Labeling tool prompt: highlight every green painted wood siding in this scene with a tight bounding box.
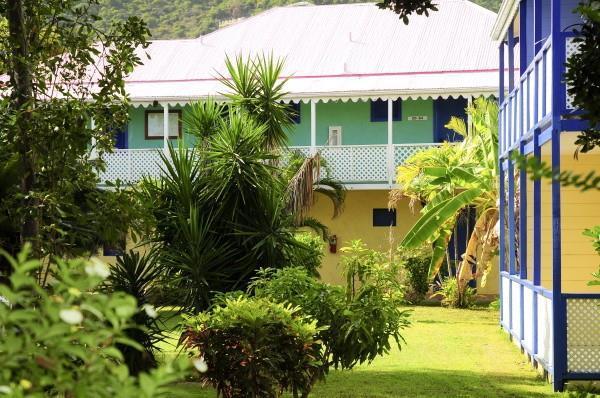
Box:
[126,99,435,149]
[127,105,196,149]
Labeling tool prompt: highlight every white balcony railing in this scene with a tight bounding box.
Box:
[499,33,580,157]
[98,143,441,186]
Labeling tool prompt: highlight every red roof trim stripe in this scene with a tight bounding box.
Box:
[126,68,501,84]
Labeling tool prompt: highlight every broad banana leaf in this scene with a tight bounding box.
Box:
[429,228,452,280]
[401,188,483,249]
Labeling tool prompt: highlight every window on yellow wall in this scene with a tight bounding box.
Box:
[373,208,396,227]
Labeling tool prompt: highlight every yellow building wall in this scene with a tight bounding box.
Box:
[307,190,415,285]
[560,134,600,293]
[540,143,554,291]
[308,189,499,295]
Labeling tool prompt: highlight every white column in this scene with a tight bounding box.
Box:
[163,103,169,153]
[387,99,394,186]
[90,118,97,159]
[310,100,316,155]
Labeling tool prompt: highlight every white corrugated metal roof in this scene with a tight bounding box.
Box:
[126,1,500,105]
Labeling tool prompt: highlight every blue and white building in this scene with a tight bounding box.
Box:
[493,0,600,390]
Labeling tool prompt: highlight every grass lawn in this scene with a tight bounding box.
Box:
[165,306,561,398]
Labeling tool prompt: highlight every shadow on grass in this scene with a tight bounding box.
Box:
[310,367,555,398]
[167,368,557,398]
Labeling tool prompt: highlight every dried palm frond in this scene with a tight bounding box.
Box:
[286,152,320,222]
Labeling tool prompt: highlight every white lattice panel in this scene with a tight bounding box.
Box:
[393,144,438,166]
[537,294,553,369]
[99,149,163,184]
[564,37,580,110]
[567,298,600,373]
[320,145,387,183]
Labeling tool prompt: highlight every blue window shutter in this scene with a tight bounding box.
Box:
[370,99,401,122]
[433,97,467,142]
[291,102,301,124]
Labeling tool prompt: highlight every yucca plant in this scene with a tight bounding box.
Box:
[393,97,499,299]
[105,249,166,374]
[220,54,293,152]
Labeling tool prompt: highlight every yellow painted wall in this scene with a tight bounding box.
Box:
[540,143,554,291]
[560,134,600,293]
[308,189,499,294]
[307,190,416,285]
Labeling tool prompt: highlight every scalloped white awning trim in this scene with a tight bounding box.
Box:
[130,88,497,108]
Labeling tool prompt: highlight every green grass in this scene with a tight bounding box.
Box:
[165,306,561,398]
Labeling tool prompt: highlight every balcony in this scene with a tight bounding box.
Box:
[499,32,580,157]
[98,143,441,188]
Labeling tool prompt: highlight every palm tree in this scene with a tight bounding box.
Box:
[392,97,499,300]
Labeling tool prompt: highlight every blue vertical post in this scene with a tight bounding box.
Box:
[508,24,515,92]
[500,43,505,104]
[508,158,516,332]
[550,0,565,391]
[532,128,541,357]
[499,162,506,325]
[508,160,516,276]
[519,142,527,343]
[534,0,542,54]
[519,0,528,76]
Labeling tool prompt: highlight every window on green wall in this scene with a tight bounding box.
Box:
[370,99,401,122]
[145,110,182,139]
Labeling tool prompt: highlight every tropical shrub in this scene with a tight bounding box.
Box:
[435,277,475,308]
[139,56,345,312]
[181,295,322,398]
[293,232,325,276]
[252,242,410,372]
[398,245,432,304]
[393,97,499,302]
[105,249,165,374]
[0,246,190,397]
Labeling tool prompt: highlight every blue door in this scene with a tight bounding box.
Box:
[433,97,468,143]
[114,127,128,149]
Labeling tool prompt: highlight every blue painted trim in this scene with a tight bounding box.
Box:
[533,0,542,54]
[499,44,505,105]
[551,0,565,391]
[564,373,600,381]
[561,119,590,132]
[499,165,506,280]
[508,160,516,276]
[501,272,553,299]
[524,141,534,155]
[532,126,541,356]
[519,0,527,76]
[519,144,528,280]
[562,293,600,299]
[538,128,552,146]
[533,129,541,287]
[508,24,515,92]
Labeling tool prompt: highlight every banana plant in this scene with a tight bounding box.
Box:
[394,97,499,296]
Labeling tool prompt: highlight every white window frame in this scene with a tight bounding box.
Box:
[328,126,342,146]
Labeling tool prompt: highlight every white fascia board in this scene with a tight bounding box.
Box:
[491,0,519,41]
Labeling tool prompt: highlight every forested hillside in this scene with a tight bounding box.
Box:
[97,0,502,39]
